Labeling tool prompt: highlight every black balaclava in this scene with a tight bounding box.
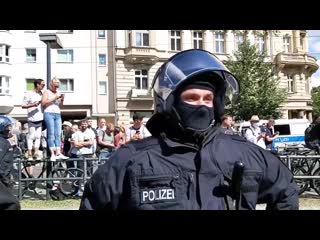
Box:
[173,78,216,134]
[0,128,12,139]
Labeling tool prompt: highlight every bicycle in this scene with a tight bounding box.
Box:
[50,155,109,198]
[277,144,318,195]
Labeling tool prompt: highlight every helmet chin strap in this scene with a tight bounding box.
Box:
[0,131,12,139]
[171,106,215,145]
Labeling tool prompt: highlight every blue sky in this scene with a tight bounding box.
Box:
[308,30,320,87]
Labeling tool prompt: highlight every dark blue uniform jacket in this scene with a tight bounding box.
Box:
[80,128,299,210]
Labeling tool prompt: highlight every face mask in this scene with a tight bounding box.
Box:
[252,123,259,128]
[174,99,214,131]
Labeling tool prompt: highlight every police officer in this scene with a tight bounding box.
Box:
[80,49,298,210]
[0,115,21,210]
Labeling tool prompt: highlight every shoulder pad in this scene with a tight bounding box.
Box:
[229,134,247,142]
[127,137,158,152]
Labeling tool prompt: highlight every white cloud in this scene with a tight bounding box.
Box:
[311,76,320,88]
[311,60,320,87]
[308,30,320,37]
[310,41,320,53]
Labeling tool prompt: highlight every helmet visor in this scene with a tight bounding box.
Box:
[152,49,239,104]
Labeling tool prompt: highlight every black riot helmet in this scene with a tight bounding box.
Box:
[0,115,16,138]
[148,49,239,135]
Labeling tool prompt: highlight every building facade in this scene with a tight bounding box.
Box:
[113,30,319,125]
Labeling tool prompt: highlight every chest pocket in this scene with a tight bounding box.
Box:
[240,170,263,209]
[241,170,263,193]
[136,174,180,207]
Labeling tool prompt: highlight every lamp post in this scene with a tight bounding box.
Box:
[39,33,63,199]
[39,33,63,86]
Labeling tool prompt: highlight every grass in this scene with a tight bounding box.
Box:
[21,199,81,210]
[20,197,320,210]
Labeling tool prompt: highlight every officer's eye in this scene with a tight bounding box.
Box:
[204,94,214,102]
[184,94,199,102]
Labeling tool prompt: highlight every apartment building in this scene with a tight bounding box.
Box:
[113,30,319,125]
[0,30,112,126]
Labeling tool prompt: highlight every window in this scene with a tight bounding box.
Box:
[98,30,105,38]
[0,76,10,94]
[193,31,203,49]
[99,81,107,95]
[286,74,294,93]
[57,49,73,63]
[255,35,265,53]
[59,78,74,92]
[26,48,36,63]
[274,124,290,135]
[136,30,149,47]
[170,30,181,51]
[283,36,290,53]
[235,34,244,51]
[0,44,10,63]
[26,78,36,91]
[214,32,225,53]
[135,70,148,89]
[98,54,106,65]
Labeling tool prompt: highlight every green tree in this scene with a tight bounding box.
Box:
[311,86,320,117]
[225,40,287,121]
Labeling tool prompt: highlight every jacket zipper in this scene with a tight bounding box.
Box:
[187,173,194,200]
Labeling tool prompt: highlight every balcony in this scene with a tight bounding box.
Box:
[275,52,319,73]
[0,95,14,114]
[0,31,13,46]
[124,47,159,64]
[130,88,153,100]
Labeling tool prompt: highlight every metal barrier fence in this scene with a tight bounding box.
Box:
[13,156,108,200]
[279,155,320,179]
[12,154,320,200]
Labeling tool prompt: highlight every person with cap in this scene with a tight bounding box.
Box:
[22,79,46,161]
[41,77,69,161]
[244,115,266,149]
[80,49,298,210]
[125,112,151,142]
[62,121,73,157]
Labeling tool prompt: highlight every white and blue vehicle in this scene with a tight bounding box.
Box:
[272,119,310,150]
[237,118,310,150]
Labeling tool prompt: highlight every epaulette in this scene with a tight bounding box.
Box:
[218,132,247,142]
[230,134,247,142]
[127,137,159,153]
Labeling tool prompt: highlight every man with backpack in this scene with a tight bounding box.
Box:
[305,115,320,153]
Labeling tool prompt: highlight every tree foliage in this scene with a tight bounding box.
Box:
[312,86,320,117]
[225,41,287,121]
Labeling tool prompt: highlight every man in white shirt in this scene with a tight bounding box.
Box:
[70,119,95,158]
[125,112,151,143]
[245,115,266,149]
[22,79,45,162]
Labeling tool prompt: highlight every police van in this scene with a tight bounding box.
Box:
[237,119,310,150]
